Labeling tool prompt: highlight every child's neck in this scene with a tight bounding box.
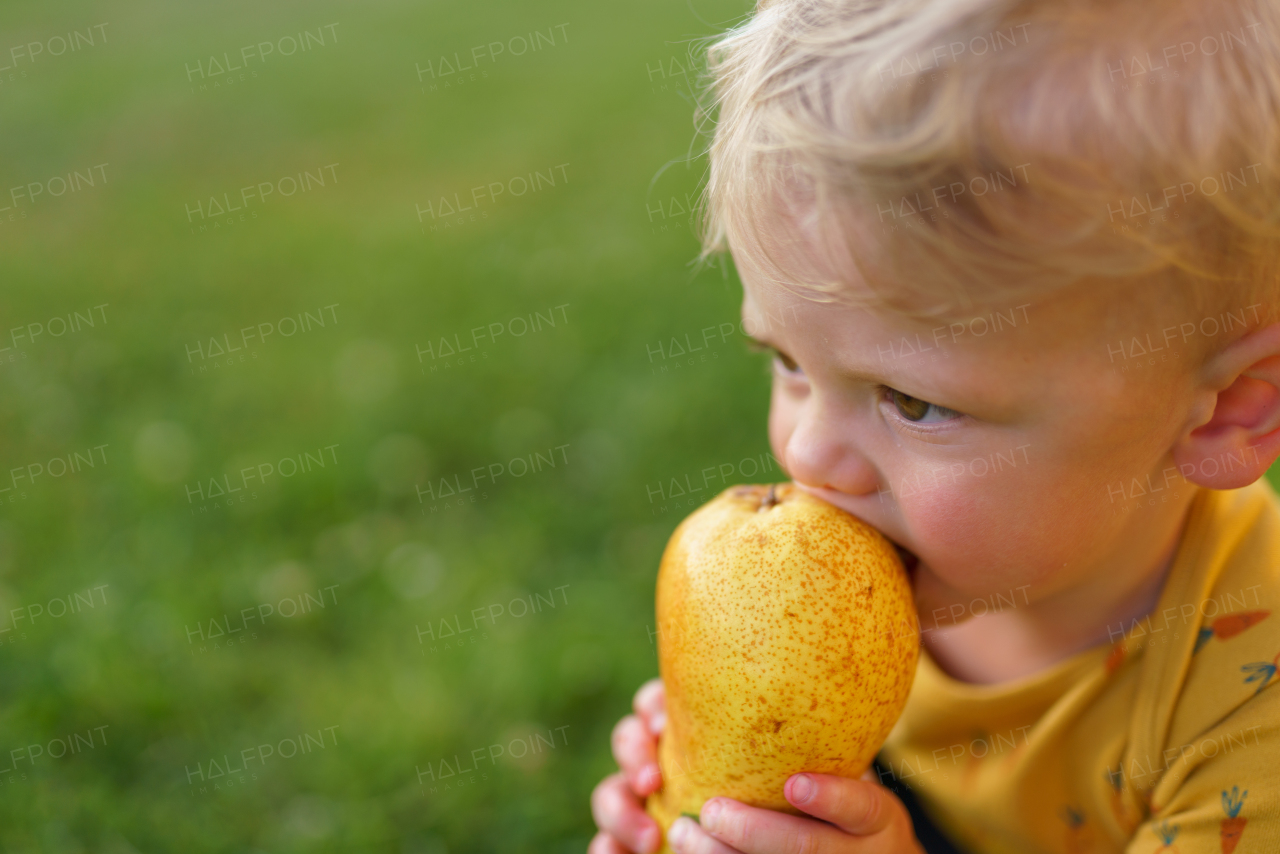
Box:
[925,496,1195,685]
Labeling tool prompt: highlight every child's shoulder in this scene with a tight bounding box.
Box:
[1193,478,1280,620]
[1163,479,1280,729]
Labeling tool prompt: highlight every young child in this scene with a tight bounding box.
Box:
[591,0,1280,852]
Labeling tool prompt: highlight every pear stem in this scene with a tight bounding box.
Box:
[760,483,778,511]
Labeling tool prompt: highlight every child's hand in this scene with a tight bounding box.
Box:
[589,680,922,854]
[589,678,668,853]
[664,771,925,854]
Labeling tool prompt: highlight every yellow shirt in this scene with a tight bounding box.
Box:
[880,479,1280,854]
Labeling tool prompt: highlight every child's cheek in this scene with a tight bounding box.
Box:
[899,477,1042,595]
[899,478,982,555]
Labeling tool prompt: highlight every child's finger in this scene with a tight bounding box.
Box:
[666,816,742,854]
[587,830,629,854]
[588,830,636,854]
[785,772,915,840]
[633,677,667,735]
[611,715,662,795]
[590,772,662,854]
[685,797,848,854]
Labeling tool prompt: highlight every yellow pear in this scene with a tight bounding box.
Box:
[645,482,919,849]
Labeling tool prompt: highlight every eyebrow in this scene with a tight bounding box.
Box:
[744,332,931,395]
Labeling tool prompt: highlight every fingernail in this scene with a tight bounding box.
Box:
[667,817,692,851]
[700,798,723,831]
[649,711,666,735]
[789,773,814,804]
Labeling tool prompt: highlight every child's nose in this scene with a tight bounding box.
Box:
[783,398,880,497]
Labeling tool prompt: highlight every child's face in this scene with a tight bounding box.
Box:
[738,256,1202,625]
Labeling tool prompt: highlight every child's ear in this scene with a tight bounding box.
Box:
[1173,322,1280,489]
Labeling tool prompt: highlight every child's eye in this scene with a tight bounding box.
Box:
[886,387,961,423]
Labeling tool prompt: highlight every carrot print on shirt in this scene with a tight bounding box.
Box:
[1240,652,1279,695]
[1220,787,1247,854]
[1105,642,1127,674]
[1060,805,1094,854]
[1105,765,1136,831]
[1154,820,1179,854]
[1194,610,1271,654]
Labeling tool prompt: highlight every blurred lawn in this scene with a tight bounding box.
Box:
[4,1,1279,852]
[0,0,767,851]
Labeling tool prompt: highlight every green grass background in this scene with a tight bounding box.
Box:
[0,0,762,850]
[2,0,1276,852]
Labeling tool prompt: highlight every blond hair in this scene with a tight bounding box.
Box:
[697,0,1280,321]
